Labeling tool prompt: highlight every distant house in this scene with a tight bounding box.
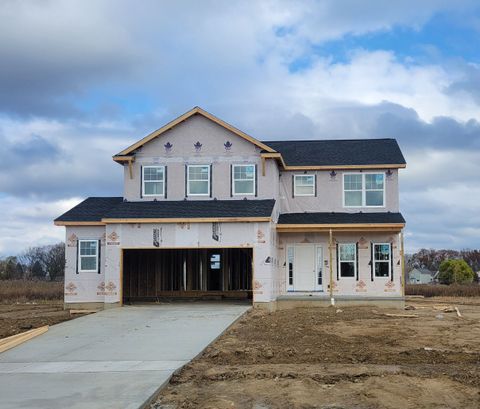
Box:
[408,268,436,284]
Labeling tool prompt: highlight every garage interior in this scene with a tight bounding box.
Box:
[122,248,253,302]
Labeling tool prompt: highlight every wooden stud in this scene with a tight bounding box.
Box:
[329,229,334,302]
[54,221,105,226]
[261,156,266,176]
[102,217,271,224]
[0,326,49,353]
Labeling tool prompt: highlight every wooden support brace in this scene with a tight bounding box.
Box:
[261,156,266,176]
[128,160,133,179]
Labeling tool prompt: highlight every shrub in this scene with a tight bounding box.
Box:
[438,259,474,284]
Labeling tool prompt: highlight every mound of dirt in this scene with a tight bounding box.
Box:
[154,299,480,409]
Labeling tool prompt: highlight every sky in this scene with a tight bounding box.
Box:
[1,0,480,255]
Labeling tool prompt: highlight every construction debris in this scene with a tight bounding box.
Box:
[0,326,49,354]
[373,310,419,318]
[384,313,419,318]
[455,307,463,318]
[404,305,416,310]
[69,309,99,315]
[433,305,455,312]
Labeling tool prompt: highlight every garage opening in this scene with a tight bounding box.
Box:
[122,248,253,302]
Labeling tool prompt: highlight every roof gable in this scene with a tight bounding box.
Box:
[114,107,276,159]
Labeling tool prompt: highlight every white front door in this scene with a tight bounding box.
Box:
[294,245,316,291]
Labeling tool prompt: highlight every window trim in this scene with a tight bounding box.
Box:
[187,164,211,196]
[78,239,99,273]
[338,243,357,279]
[232,164,256,196]
[293,174,315,197]
[142,165,165,197]
[373,242,392,278]
[343,172,386,208]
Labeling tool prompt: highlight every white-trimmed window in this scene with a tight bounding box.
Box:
[344,173,385,207]
[232,164,255,195]
[294,175,315,196]
[78,240,99,273]
[338,243,356,278]
[373,243,391,278]
[142,166,165,196]
[187,165,210,196]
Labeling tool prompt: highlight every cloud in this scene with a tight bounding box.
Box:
[0,196,82,255]
[0,0,145,118]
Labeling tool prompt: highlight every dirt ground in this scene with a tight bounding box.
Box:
[154,297,480,409]
[0,302,85,339]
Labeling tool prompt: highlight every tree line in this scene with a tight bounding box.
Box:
[0,243,65,281]
[406,248,480,273]
[1,245,479,282]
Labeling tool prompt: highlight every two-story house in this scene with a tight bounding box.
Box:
[55,107,406,309]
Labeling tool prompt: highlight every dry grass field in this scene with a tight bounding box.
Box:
[406,283,480,297]
[0,280,63,303]
[154,297,480,409]
[0,280,85,339]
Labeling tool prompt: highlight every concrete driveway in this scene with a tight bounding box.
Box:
[0,302,250,409]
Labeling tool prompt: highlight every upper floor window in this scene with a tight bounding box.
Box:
[142,166,165,196]
[187,165,210,196]
[78,240,99,273]
[232,164,255,195]
[344,173,384,207]
[294,175,315,196]
[373,243,391,278]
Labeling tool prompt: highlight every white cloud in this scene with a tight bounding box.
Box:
[0,196,82,255]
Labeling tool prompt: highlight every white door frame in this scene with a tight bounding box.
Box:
[286,243,324,292]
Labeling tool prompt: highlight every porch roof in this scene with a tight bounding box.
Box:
[277,212,405,232]
[54,197,275,225]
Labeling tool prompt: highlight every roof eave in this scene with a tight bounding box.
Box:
[54,221,106,226]
[101,216,272,224]
[260,153,406,170]
[276,223,405,232]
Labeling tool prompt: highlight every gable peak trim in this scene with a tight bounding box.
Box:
[113,106,276,161]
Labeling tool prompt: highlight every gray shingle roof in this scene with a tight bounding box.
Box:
[55,197,123,222]
[278,212,405,225]
[55,197,276,222]
[262,139,406,166]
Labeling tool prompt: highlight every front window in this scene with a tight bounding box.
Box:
[344,173,384,207]
[294,175,315,196]
[187,165,210,196]
[339,243,356,278]
[78,240,98,273]
[232,164,255,195]
[374,243,391,277]
[142,166,165,196]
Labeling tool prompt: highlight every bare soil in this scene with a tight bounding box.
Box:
[154,298,480,409]
[0,302,85,339]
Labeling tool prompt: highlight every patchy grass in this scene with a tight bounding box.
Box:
[0,280,63,303]
[406,283,480,297]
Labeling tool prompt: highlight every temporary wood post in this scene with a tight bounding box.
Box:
[400,231,405,297]
[329,229,334,306]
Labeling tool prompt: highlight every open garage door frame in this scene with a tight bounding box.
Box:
[121,247,253,303]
